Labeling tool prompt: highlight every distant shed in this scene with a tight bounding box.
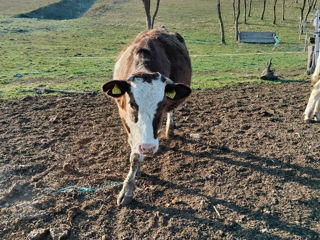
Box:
[239,32,276,44]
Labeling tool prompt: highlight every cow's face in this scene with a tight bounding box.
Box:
[103,72,191,155]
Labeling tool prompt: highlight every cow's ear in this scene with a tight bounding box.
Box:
[102,80,130,98]
[165,83,191,100]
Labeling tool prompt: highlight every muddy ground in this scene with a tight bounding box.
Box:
[0,81,319,240]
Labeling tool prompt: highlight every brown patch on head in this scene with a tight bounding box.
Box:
[116,93,131,134]
[116,92,138,134]
[115,90,139,134]
[127,92,139,123]
[121,118,130,134]
[131,72,160,83]
[152,100,166,139]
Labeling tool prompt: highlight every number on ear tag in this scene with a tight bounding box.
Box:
[112,84,121,95]
[166,90,176,99]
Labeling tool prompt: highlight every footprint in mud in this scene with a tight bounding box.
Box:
[0,181,33,208]
[77,137,93,146]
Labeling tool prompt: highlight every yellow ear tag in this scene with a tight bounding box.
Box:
[112,84,121,95]
[166,90,176,99]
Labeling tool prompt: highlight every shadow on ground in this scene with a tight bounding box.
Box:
[15,0,97,20]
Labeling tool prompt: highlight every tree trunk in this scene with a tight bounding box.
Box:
[244,0,247,24]
[141,0,161,29]
[233,0,236,22]
[142,0,152,29]
[305,0,316,23]
[217,0,226,44]
[261,0,266,20]
[248,0,253,17]
[299,0,307,37]
[235,0,241,41]
[282,0,285,20]
[261,59,279,80]
[273,0,278,25]
[313,0,318,8]
[299,0,315,38]
[151,0,160,29]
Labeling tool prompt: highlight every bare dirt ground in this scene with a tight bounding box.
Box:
[0,81,319,240]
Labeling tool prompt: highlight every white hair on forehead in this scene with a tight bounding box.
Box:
[130,76,166,112]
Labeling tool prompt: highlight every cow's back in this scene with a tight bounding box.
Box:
[113,27,192,87]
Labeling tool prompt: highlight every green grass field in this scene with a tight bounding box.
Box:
[0,0,315,98]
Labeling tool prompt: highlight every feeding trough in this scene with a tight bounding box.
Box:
[239,32,276,44]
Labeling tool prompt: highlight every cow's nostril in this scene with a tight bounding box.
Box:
[139,144,157,154]
[138,145,144,153]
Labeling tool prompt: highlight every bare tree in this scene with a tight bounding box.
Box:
[142,0,152,29]
[299,0,307,37]
[261,0,267,20]
[313,0,318,8]
[217,0,226,44]
[141,0,161,29]
[305,0,316,22]
[282,0,285,20]
[235,0,241,41]
[151,0,160,28]
[233,0,236,22]
[244,0,247,24]
[248,0,253,17]
[299,0,315,37]
[273,0,278,24]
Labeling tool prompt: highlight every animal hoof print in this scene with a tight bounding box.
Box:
[117,192,133,206]
[165,131,174,139]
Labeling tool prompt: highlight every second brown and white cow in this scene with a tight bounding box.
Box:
[304,57,320,122]
[102,27,192,205]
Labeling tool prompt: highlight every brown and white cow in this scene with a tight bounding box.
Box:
[102,27,192,205]
[304,60,320,122]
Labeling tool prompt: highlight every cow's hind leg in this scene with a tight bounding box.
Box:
[117,153,143,205]
[165,112,174,138]
[304,82,320,122]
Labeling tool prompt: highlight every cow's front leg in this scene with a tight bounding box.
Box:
[117,152,144,205]
[165,112,174,138]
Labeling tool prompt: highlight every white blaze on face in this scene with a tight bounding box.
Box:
[125,76,166,154]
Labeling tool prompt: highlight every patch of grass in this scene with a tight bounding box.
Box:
[0,0,314,98]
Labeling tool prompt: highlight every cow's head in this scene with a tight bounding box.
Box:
[103,72,191,155]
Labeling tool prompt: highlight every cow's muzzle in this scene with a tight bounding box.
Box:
[138,144,158,155]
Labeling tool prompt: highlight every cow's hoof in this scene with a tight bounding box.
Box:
[117,191,133,206]
[165,130,174,139]
[304,118,313,123]
[314,115,320,122]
